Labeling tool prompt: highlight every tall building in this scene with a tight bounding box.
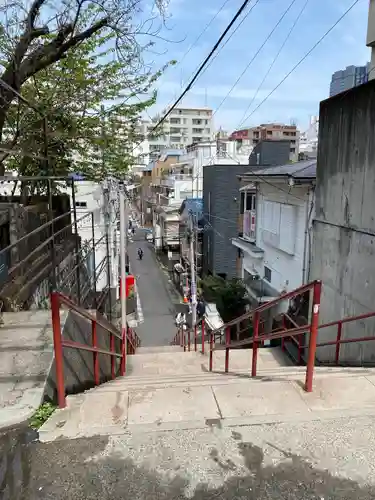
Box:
[135,107,214,163]
[329,64,370,97]
[229,123,300,162]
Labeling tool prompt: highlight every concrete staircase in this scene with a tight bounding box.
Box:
[39,344,375,442]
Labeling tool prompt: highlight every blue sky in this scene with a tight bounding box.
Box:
[144,0,370,132]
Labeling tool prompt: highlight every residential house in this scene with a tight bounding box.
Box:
[202,164,253,279]
[232,160,316,306]
[172,198,204,296]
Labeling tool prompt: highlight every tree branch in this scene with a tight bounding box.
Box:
[18,17,109,83]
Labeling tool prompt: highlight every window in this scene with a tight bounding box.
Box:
[245,192,255,211]
[75,201,87,208]
[240,192,245,214]
[170,118,180,124]
[264,266,272,282]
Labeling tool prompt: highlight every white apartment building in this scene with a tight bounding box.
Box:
[135,107,214,163]
[232,160,316,306]
[165,136,252,198]
[299,116,319,159]
[68,179,120,298]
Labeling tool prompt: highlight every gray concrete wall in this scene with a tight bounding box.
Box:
[311,79,375,364]
[46,309,122,401]
[203,164,252,279]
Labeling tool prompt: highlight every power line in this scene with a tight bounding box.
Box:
[240,0,361,124]
[213,0,299,117]
[145,0,254,138]
[236,0,310,129]
[176,0,232,75]
[190,0,261,86]
[160,0,233,115]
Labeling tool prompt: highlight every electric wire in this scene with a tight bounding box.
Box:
[213,0,299,117]
[240,0,362,124]
[132,0,254,155]
[236,0,310,129]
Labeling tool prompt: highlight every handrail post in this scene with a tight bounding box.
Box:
[225,326,230,373]
[50,292,66,408]
[201,319,205,354]
[281,314,286,351]
[120,324,126,376]
[110,333,115,379]
[188,329,191,352]
[335,321,342,365]
[209,333,213,371]
[251,311,260,377]
[92,320,99,385]
[194,324,197,352]
[305,281,322,392]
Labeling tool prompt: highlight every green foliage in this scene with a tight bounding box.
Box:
[30,402,56,429]
[200,275,249,323]
[0,1,175,180]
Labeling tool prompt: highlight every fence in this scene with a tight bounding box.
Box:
[0,176,113,314]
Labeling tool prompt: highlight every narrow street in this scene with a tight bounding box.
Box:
[128,229,180,346]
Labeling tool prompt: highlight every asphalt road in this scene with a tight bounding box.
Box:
[5,417,375,499]
[128,230,188,346]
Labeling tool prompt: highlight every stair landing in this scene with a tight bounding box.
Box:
[40,344,375,442]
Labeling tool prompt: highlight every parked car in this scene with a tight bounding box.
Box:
[145,229,153,242]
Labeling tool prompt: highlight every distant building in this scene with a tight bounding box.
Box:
[229,123,299,162]
[134,107,214,163]
[248,140,291,167]
[299,116,319,160]
[329,64,370,97]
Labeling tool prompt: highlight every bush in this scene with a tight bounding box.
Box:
[200,276,249,324]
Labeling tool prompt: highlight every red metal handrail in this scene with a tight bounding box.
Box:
[173,317,205,353]
[208,280,322,392]
[51,291,139,408]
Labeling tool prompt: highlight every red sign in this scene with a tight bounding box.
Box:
[119,275,135,298]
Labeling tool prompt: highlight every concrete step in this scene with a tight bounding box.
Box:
[85,365,375,393]
[135,346,184,354]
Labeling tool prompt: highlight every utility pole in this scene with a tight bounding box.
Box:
[119,186,128,373]
[103,181,112,321]
[189,213,197,327]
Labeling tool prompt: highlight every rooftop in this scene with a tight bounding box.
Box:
[241,160,316,181]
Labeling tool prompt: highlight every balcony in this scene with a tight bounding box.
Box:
[161,174,192,187]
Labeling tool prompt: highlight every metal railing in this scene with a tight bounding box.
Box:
[208,281,321,392]
[172,317,206,353]
[285,309,375,367]
[51,291,140,408]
